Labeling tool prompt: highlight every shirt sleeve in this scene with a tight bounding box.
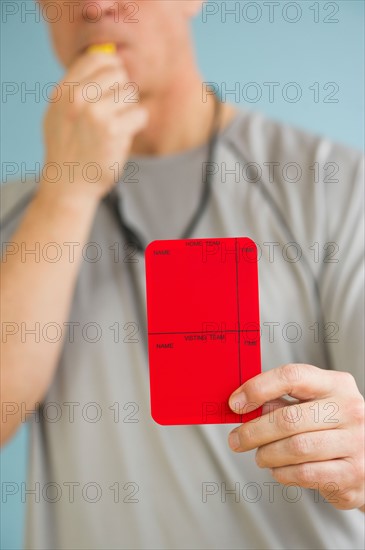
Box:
[0,180,38,251]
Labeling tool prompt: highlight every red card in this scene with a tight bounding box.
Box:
[145,237,262,425]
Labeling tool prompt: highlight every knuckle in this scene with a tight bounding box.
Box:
[276,408,299,434]
[85,104,102,123]
[349,397,365,424]
[289,434,311,457]
[296,463,315,485]
[121,88,140,104]
[246,379,260,404]
[336,490,358,510]
[105,122,119,139]
[121,136,133,151]
[279,363,302,387]
[70,90,85,112]
[255,448,267,468]
[125,114,146,134]
[120,108,139,128]
[350,457,365,481]
[337,371,357,389]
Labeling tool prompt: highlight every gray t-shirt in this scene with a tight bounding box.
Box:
[1,108,364,550]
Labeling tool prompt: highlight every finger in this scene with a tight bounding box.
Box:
[229,364,357,413]
[62,51,123,87]
[270,459,352,493]
[261,397,297,415]
[114,106,149,138]
[255,429,351,468]
[75,73,138,113]
[228,398,343,452]
[272,459,364,510]
[81,95,143,123]
[79,62,130,90]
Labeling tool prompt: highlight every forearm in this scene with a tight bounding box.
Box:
[0,185,99,444]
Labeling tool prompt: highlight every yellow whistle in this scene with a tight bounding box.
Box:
[87,43,116,54]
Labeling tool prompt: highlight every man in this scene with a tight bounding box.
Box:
[1,1,364,549]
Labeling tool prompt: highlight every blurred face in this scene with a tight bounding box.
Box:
[38,0,203,96]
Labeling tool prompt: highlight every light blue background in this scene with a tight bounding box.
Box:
[1,1,364,548]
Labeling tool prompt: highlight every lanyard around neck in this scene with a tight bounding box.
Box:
[104,94,223,253]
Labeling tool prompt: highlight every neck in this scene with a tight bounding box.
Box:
[131,71,237,156]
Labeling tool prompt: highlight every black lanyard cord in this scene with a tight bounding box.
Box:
[104,94,223,252]
[180,95,222,239]
[224,137,334,373]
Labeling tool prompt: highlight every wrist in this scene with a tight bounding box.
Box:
[35,180,101,214]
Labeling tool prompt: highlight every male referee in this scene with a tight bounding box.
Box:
[1,1,364,549]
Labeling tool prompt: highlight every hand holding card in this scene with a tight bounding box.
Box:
[145,237,262,425]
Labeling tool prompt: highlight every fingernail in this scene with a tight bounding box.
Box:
[228,431,240,451]
[229,392,247,413]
